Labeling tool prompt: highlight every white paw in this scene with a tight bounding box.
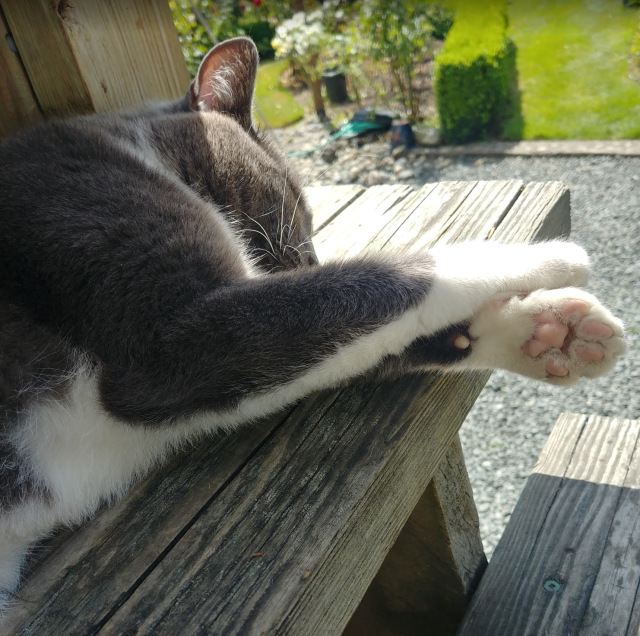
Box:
[466,287,625,385]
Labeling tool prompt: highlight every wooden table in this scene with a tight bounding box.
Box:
[4,181,571,636]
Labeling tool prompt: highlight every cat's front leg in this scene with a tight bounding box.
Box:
[419,240,590,335]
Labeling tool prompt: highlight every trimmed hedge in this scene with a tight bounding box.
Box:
[434,1,519,143]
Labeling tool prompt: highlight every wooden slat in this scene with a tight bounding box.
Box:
[0,5,43,138]
[491,181,571,243]
[99,375,491,636]
[432,435,487,599]
[458,413,640,636]
[0,0,94,117]
[305,184,365,233]
[5,182,570,635]
[345,435,487,636]
[313,184,415,262]
[0,0,189,120]
[58,0,190,112]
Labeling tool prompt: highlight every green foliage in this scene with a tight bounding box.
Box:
[272,10,334,82]
[242,20,276,60]
[426,5,455,40]
[169,0,217,77]
[169,0,276,78]
[352,0,435,120]
[434,1,518,143]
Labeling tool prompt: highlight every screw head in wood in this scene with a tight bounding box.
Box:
[543,579,562,592]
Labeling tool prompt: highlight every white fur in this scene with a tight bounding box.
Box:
[0,240,623,614]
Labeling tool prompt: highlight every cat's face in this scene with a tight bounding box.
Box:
[177,38,318,273]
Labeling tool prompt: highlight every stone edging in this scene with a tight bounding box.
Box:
[417,140,640,156]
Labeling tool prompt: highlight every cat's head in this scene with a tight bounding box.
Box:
[161,38,318,273]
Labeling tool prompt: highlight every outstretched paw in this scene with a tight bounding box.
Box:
[468,288,625,385]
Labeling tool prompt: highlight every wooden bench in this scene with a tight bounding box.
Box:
[459,412,640,636]
[3,181,571,636]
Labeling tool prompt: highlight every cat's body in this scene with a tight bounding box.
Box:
[0,38,625,614]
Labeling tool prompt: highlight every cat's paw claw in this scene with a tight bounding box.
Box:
[469,288,625,385]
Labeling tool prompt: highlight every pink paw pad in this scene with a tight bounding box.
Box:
[523,299,613,378]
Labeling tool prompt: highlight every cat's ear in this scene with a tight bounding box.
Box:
[188,37,259,129]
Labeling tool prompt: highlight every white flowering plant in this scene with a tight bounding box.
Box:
[271,10,335,82]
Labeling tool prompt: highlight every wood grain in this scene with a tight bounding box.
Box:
[458,413,640,636]
[0,0,94,117]
[344,435,486,636]
[58,0,190,112]
[0,0,189,121]
[0,5,43,138]
[306,184,365,233]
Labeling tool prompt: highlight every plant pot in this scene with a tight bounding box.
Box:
[390,119,416,150]
[322,69,349,104]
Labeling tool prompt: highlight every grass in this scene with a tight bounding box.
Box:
[506,0,640,139]
[254,59,304,128]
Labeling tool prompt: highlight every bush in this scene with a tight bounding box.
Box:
[434,1,519,143]
[427,5,455,40]
[242,20,276,60]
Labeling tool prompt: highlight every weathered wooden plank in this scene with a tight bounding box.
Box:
[0,5,43,138]
[305,184,366,233]
[458,414,640,636]
[0,0,94,117]
[432,435,487,599]
[57,0,190,112]
[344,435,486,636]
[0,0,189,120]
[492,181,571,243]
[99,373,492,636]
[581,434,640,636]
[313,184,415,261]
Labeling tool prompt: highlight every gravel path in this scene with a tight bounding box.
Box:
[275,122,640,558]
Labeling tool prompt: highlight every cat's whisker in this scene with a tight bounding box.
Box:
[287,222,298,243]
[279,164,288,250]
[240,212,276,255]
[242,228,277,257]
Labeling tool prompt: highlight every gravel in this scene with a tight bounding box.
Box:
[275,121,640,558]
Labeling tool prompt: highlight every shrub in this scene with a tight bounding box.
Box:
[434,1,519,143]
[427,5,455,40]
[351,0,436,121]
[169,0,276,77]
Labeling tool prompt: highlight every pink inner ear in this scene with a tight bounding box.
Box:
[190,37,258,125]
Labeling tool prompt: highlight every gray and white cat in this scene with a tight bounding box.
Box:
[0,37,625,613]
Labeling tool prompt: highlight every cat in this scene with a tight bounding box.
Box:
[0,37,625,615]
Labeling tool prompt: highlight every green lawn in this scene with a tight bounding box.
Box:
[254,60,304,128]
[507,0,640,139]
